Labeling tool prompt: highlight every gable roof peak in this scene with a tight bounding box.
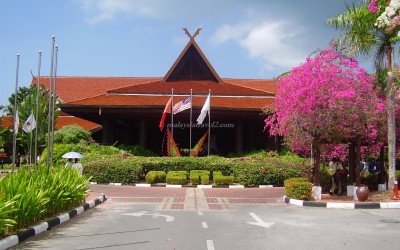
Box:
[162,28,222,83]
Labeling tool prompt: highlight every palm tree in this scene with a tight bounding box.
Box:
[5,85,60,165]
[326,1,398,190]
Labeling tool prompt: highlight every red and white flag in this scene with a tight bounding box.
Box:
[172,97,191,115]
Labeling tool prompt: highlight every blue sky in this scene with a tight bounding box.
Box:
[0,0,367,110]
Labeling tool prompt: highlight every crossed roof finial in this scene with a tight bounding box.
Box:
[183,28,201,41]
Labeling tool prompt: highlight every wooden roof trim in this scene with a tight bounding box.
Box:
[162,33,222,83]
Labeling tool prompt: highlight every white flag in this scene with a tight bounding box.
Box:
[22,113,37,133]
[14,108,19,133]
[173,96,191,115]
[196,94,210,124]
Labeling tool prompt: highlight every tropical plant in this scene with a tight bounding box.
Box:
[5,85,61,163]
[326,0,399,190]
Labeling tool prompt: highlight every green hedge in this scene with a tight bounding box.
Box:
[190,170,210,185]
[213,171,234,185]
[284,177,312,200]
[166,171,188,185]
[232,157,309,186]
[84,155,142,184]
[145,171,166,184]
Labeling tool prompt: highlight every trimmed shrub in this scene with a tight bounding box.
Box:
[232,157,309,186]
[166,171,188,185]
[84,155,143,184]
[213,171,234,185]
[201,175,210,185]
[145,171,166,184]
[284,177,312,200]
[190,170,210,185]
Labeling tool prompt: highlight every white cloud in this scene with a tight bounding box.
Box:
[211,20,308,72]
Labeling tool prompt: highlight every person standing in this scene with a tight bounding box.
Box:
[65,158,73,167]
[72,158,83,175]
[329,158,344,196]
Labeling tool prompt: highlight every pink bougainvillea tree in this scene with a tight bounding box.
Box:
[264,45,386,186]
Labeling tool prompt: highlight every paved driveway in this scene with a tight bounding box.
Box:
[89,184,286,211]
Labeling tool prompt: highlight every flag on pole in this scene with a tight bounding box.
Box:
[191,131,208,156]
[196,93,210,124]
[172,96,191,115]
[159,97,172,131]
[22,113,37,133]
[14,108,19,133]
[167,128,181,157]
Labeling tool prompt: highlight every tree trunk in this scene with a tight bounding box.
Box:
[313,141,321,186]
[387,46,397,191]
[349,142,355,185]
[379,146,386,184]
[355,135,361,186]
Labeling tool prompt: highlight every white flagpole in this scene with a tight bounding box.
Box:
[12,54,20,172]
[49,45,58,165]
[208,89,211,156]
[34,50,41,168]
[171,88,174,140]
[189,89,192,156]
[47,36,55,168]
[29,112,33,166]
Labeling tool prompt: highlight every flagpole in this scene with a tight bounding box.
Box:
[49,44,58,165]
[189,89,192,156]
[29,116,33,166]
[208,89,211,156]
[34,50,41,168]
[12,54,20,172]
[47,36,55,169]
[171,88,174,141]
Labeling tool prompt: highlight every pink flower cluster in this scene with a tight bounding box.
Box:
[264,45,385,153]
[369,0,380,13]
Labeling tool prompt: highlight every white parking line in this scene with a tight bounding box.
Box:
[207,240,215,250]
[202,222,208,228]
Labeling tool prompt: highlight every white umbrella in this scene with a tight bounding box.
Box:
[62,152,83,159]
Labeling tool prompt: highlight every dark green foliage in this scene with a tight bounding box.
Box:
[166,171,188,185]
[145,171,166,184]
[53,124,91,144]
[117,144,156,156]
[284,177,312,200]
[84,155,142,184]
[232,157,310,186]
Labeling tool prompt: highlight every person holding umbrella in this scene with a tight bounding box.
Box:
[62,152,83,175]
[72,158,83,175]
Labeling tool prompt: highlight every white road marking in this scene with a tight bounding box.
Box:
[247,212,274,229]
[123,211,174,222]
[198,211,203,216]
[202,222,208,228]
[207,240,215,250]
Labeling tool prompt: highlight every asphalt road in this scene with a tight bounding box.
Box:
[9,186,400,250]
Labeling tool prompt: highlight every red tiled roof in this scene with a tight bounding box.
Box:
[56,116,101,131]
[35,76,162,103]
[1,115,100,132]
[109,80,274,96]
[66,94,274,110]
